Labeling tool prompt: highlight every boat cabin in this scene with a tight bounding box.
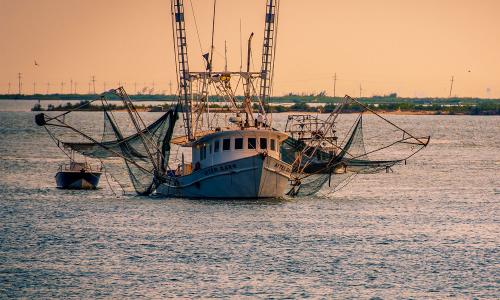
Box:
[186,129,288,172]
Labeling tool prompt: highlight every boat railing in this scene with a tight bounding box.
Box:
[58,162,102,173]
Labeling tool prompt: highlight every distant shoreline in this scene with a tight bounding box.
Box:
[2,93,499,115]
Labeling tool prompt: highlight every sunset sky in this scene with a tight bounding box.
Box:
[1,0,499,98]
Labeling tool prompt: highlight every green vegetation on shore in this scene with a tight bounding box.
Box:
[7,92,497,115]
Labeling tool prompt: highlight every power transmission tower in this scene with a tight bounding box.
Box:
[333,73,337,98]
[91,76,96,94]
[224,40,228,72]
[18,72,22,94]
[449,76,454,97]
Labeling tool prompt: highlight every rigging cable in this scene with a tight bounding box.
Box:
[188,0,206,60]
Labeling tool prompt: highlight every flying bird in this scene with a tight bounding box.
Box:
[34,60,39,66]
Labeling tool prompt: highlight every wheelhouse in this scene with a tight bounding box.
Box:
[191,129,288,170]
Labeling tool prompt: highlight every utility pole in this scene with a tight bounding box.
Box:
[333,73,337,98]
[91,75,96,94]
[18,72,22,94]
[224,40,228,72]
[449,76,454,97]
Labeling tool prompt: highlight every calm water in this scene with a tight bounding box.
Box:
[0,109,498,298]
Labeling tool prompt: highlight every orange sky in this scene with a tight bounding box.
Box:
[1,0,499,97]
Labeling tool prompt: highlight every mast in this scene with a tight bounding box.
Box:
[259,0,279,109]
[171,0,193,140]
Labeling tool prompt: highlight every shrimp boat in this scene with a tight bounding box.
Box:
[156,0,291,198]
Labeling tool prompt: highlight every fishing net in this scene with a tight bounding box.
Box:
[286,95,430,196]
[34,88,178,195]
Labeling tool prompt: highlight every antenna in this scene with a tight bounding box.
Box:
[239,19,243,71]
[91,75,96,94]
[333,73,337,98]
[18,72,22,95]
[449,76,454,97]
[208,0,217,73]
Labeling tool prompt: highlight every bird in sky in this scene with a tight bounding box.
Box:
[34,60,39,66]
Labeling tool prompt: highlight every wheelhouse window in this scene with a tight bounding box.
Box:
[270,139,276,151]
[223,138,231,151]
[214,140,220,152]
[260,138,267,150]
[200,144,207,160]
[248,138,256,149]
[235,138,243,150]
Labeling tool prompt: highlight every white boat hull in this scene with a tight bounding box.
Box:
[156,154,291,199]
